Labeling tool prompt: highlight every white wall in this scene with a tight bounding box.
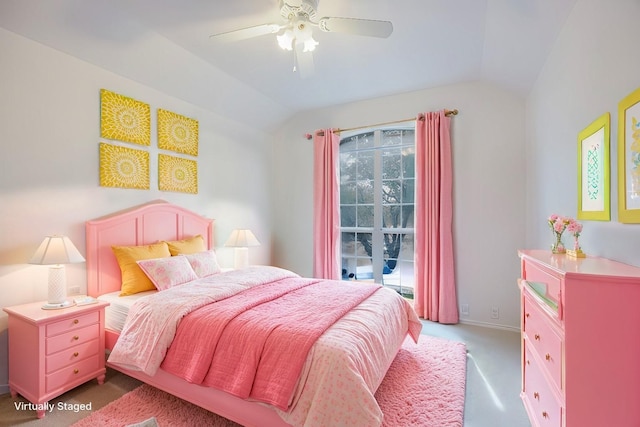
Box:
[0,28,273,392]
[271,81,527,331]
[526,0,640,265]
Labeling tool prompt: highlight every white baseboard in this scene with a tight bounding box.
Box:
[459,318,520,333]
[0,384,8,395]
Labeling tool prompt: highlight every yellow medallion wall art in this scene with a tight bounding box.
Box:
[99,143,150,189]
[157,109,199,156]
[100,89,151,146]
[158,154,198,194]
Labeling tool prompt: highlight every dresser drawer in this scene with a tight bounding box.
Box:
[524,345,563,427]
[46,355,100,394]
[46,324,99,355]
[523,261,561,315]
[524,293,563,391]
[46,311,99,337]
[46,339,99,374]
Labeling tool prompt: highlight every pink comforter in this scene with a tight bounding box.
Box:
[161,277,380,410]
[109,266,422,427]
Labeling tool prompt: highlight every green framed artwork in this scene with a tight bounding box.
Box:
[618,87,640,223]
[577,113,610,221]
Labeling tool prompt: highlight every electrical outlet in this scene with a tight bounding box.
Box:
[68,286,80,295]
[460,304,469,316]
[491,306,500,319]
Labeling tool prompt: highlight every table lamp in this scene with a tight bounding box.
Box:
[29,235,85,309]
[224,229,260,269]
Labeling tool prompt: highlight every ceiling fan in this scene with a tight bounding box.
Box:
[209,0,393,77]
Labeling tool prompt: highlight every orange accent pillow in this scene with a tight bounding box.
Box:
[165,235,206,255]
[112,242,171,296]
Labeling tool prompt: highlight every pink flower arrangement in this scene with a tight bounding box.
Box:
[548,214,583,252]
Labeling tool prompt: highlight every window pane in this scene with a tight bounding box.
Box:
[403,205,415,228]
[357,180,374,204]
[356,132,375,149]
[382,129,403,146]
[382,148,401,179]
[400,234,414,260]
[382,180,401,205]
[357,205,374,227]
[340,152,357,183]
[340,206,356,227]
[340,136,357,152]
[402,146,415,178]
[340,182,356,204]
[357,151,374,180]
[382,205,400,228]
[341,232,356,256]
[403,179,415,203]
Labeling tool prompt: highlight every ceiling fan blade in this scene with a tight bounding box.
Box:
[209,23,283,42]
[294,42,314,79]
[318,17,393,38]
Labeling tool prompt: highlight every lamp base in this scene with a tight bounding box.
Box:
[42,300,75,310]
[233,247,249,269]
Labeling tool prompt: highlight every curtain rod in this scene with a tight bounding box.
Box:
[306,109,458,139]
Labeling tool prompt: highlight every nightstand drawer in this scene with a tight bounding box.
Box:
[46,355,100,394]
[46,311,99,337]
[46,324,99,355]
[46,339,99,374]
[523,261,561,314]
[524,293,563,391]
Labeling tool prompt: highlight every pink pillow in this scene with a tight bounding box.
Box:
[136,256,198,291]
[183,250,222,278]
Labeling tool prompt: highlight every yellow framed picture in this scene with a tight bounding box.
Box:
[618,87,640,223]
[577,113,610,221]
[99,143,150,189]
[157,109,199,156]
[100,89,150,146]
[158,154,198,194]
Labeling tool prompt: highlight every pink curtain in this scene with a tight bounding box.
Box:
[313,129,340,279]
[414,111,458,323]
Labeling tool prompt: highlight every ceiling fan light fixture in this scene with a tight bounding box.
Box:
[277,28,294,50]
[302,36,318,52]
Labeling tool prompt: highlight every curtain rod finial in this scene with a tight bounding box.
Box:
[304,133,312,140]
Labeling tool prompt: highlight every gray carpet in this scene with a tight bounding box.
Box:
[0,321,530,427]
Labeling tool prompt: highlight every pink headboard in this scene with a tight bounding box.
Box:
[85,200,214,297]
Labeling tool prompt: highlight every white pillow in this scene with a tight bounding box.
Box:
[183,250,222,278]
[136,256,198,291]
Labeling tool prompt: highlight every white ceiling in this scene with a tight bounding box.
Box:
[0,0,577,129]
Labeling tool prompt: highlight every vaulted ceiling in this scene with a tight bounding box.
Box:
[0,0,577,130]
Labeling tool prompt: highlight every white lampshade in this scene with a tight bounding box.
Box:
[224,229,261,248]
[29,235,85,309]
[224,229,260,269]
[29,235,85,265]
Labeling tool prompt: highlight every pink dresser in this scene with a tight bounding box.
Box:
[518,250,640,427]
[3,300,109,418]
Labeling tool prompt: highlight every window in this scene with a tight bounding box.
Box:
[339,127,415,298]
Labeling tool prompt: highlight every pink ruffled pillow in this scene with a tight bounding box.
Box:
[136,256,198,291]
[183,250,222,278]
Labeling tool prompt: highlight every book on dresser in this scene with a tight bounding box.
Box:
[518,249,640,427]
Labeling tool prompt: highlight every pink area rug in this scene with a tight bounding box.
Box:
[72,335,466,427]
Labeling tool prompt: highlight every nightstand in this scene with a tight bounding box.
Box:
[3,300,109,418]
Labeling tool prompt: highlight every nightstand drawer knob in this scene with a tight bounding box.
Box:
[73,335,79,341]
[545,353,551,361]
[73,352,79,357]
[534,392,539,400]
[542,411,549,419]
[526,313,530,318]
[73,369,79,374]
[73,319,79,324]
[534,334,540,340]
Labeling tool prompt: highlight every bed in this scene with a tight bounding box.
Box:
[86,201,422,427]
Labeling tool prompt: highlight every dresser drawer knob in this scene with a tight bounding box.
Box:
[534,334,540,340]
[73,335,79,341]
[73,369,79,374]
[73,319,79,324]
[542,411,549,419]
[545,353,551,361]
[534,392,539,400]
[73,352,79,357]
[526,359,530,365]
[525,313,530,318]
